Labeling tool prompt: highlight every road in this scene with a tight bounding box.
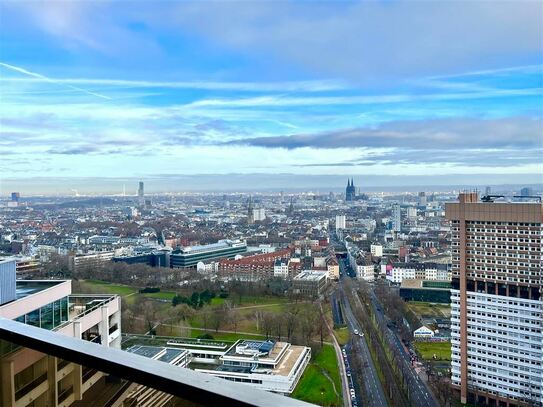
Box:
[336,256,388,407]
[351,285,440,407]
[332,233,439,407]
[338,285,388,407]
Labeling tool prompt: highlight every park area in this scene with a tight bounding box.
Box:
[75,279,340,405]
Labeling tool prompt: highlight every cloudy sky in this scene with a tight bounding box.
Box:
[0,1,542,193]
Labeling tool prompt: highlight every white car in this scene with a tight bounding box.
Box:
[353,329,359,335]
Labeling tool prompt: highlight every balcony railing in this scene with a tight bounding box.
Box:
[0,318,313,407]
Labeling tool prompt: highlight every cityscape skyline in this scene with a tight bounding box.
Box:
[1,174,542,196]
[1,1,542,189]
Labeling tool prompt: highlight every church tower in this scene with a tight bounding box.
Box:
[346,178,356,201]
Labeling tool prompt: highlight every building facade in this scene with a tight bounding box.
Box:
[0,268,121,407]
[171,240,247,268]
[335,215,346,231]
[446,192,542,406]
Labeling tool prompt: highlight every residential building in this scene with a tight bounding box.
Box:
[335,215,346,230]
[392,203,402,232]
[446,192,542,406]
[355,257,374,281]
[370,244,383,257]
[326,256,339,280]
[218,248,293,280]
[273,258,290,278]
[386,262,450,284]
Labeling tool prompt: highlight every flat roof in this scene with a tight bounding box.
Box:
[176,240,246,255]
[15,281,65,299]
[127,345,189,364]
[293,271,327,281]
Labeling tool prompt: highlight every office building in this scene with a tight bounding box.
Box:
[446,192,542,406]
[69,251,115,272]
[195,339,310,394]
[520,187,534,197]
[122,336,311,396]
[7,192,19,208]
[335,215,346,230]
[418,192,427,206]
[171,239,247,268]
[113,249,170,268]
[291,270,328,297]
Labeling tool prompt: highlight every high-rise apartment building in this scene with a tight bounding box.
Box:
[446,192,542,406]
[392,203,402,232]
[335,215,346,230]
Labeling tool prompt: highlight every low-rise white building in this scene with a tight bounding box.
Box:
[413,326,435,339]
[355,258,374,281]
[273,258,290,278]
[134,338,311,395]
[370,244,383,257]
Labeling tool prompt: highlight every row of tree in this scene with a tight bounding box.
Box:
[171,289,224,308]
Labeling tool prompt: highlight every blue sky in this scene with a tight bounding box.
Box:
[0,1,542,193]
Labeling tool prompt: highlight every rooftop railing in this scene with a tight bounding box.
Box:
[0,318,314,407]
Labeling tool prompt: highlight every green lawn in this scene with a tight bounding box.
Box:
[292,345,341,406]
[188,328,265,342]
[333,327,350,346]
[407,302,450,318]
[142,291,177,301]
[414,341,451,361]
[210,297,226,306]
[80,280,137,296]
[229,295,290,306]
